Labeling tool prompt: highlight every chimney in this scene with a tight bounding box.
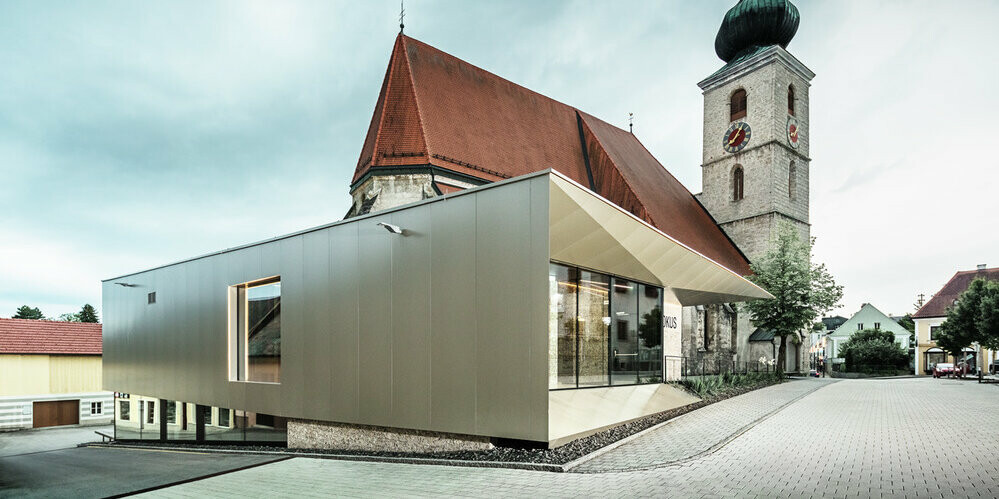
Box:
[977,264,987,271]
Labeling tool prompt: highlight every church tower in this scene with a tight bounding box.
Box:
[686,0,814,369]
[697,0,813,261]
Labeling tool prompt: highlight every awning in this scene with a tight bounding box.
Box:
[548,172,773,306]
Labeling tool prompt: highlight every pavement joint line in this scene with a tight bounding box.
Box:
[101,454,293,498]
[566,379,839,474]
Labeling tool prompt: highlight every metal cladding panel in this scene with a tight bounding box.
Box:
[389,208,432,429]
[301,230,333,419]
[473,177,548,440]
[328,223,360,421]
[102,173,551,441]
[356,216,394,426]
[428,195,478,433]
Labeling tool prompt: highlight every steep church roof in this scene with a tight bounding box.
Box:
[353,34,752,276]
[913,267,999,319]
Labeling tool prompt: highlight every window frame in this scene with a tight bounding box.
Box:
[228,276,282,384]
[730,89,747,121]
[91,401,102,415]
[732,166,745,201]
[787,85,795,116]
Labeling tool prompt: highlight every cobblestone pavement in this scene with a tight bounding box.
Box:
[571,378,834,472]
[143,378,999,498]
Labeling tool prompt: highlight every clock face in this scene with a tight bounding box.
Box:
[723,122,751,153]
[787,117,800,149]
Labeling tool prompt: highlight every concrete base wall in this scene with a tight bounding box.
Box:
[287,420,494,452]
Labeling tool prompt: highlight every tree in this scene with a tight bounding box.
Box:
[57,313,80,322]
[78,304,99,323]
[12,305,44,320]
[638,306,663,349]
[937,278,999,371]
[745,223,843,373]
[838,329,908,372]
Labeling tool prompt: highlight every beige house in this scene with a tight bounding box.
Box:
[913,265,998,375]
[0,318,111,429]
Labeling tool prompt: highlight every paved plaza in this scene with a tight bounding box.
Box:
[3,378,997,498]
[142,378,999,498]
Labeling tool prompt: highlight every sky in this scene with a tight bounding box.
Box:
[1,0,997,321]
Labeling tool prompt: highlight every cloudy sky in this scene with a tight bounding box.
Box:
[2,0,997,321]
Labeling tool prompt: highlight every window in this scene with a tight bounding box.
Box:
[857,323,864,331]
[874,322,881,330]
[732,166,744,201]
[166,401,177,424]
[787,85,795,115]
[924,349,946,372]
[146,401,155,424]
[203,407,213,426]
[148,292,156,304]
[218,408,230,427]
[788,161,796,200]
[119,401,129,420]
[930,326,941,341]
[730,89,747,121]
[91,402,102,415]
[230,277,282,383]
[548,262,664,389]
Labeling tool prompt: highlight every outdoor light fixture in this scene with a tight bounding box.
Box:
[376,222,404,235]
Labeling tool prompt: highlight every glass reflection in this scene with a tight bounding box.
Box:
[577,271,610,386]
[549,264,578,389]
[611,278,638,385]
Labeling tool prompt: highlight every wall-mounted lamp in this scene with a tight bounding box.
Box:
[377,222,404,235]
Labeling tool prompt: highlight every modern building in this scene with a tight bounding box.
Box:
[0,318,111,430]
[913,265,998,375]
[102,6,786,448]
[825,304,911,359]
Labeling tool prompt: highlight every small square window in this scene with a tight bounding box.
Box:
[148,292,156,304]
[203,407,213,426]
[874,322,881,330]
[218,408,230,427]
[857,323,864,331]
[91,401,102,415]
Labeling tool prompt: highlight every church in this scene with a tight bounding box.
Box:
[102,0,809,450]
[348,0,814,373]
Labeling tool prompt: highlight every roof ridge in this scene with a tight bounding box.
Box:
[397,36,432,164]
[0,317,102,326]
[576,113,655,226]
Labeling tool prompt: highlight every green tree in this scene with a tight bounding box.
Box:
[838,329,908,372]
[57,312,80,322]
[745,223,843,373]
[78,304,99,323]
[12,305,44,320]
[937,278,999,370]
[638,306,663,348]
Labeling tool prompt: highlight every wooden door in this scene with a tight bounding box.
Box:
[32,400,80,428]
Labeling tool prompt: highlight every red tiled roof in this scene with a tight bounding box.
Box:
[0,318,102,355]
[353,35,751,276]
[913,267,999,318]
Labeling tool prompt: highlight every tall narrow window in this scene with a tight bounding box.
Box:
[788,161,796,200]
[577,270,610,387]
[732,166,744,201]
[730,89,747,121]
[230,276,282,383]
[787,85,795,115]
[610,278,638,385]
[549,264,578,389]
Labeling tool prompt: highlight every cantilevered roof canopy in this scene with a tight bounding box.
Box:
[549,172,772,305]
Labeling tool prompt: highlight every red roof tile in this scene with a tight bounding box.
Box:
[0,318,102,355]
[353,35,751,276]
[913,267,999,318]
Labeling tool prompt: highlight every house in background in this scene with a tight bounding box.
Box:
[825,304,910,360]
[0,318,111,430]
[808,315,847,370]
[913,265,998,375]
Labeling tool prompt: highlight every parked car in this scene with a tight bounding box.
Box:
[933,363,954,378]
[990,360,999,375]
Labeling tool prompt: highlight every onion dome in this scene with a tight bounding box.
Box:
[714,0,800,63]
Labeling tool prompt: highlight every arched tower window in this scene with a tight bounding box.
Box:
[732,166,744,201]
[788,161,796,200]
[730,89,747,121]
[787,85,795,115]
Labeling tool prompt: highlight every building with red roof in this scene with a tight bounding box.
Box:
[0,318,111,429]
[913,265,999,375]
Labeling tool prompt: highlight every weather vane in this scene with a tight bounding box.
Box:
[399,0,405,34]
[629,112,634,134]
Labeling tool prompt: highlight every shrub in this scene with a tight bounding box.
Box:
[838,329,908,372]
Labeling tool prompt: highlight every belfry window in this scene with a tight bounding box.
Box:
[788,161,796,200]
[787,85,795,115]
[730,89,747,121]
[732,166,744,201]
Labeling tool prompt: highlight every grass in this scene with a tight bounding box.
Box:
[677,371,782,398]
